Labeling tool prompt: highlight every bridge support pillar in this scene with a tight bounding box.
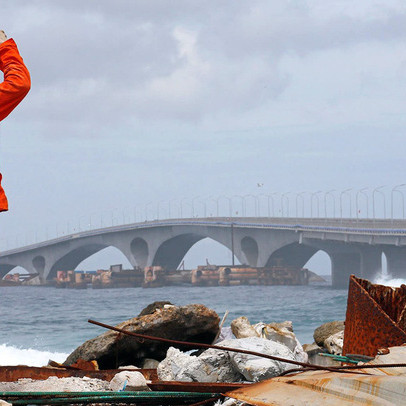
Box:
[359,246,382,281]
[384,247,406,279]
[330,252,361,289]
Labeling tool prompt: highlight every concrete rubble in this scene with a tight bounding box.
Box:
[231,317,308,363]
[108,370,151,391]
[158,346,244,383]
[158,316,308,383]
[0,376,110,392]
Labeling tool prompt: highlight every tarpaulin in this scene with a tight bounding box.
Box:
[0,38,31,212]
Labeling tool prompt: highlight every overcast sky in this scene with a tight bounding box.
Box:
[1,0,405,270]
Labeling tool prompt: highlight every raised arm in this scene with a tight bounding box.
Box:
[0,31,31,121]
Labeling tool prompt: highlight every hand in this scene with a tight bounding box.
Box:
[0,30,7,44]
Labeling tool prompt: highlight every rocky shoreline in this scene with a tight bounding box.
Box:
[0,301,345,404]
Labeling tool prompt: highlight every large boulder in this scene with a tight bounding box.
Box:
[313,321,344,347]
[158,347,243,383]
[64,304,219,369]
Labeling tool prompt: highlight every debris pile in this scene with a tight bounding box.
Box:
[157,316,308,383]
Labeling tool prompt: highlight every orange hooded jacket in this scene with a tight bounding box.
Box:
[0,38,31,212]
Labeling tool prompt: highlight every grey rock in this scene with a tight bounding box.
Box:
[108,371,150,391]
[313,321,344,346]
[302,342,324,357]
[157,347,243,383]
[219,337,299,382]
[64,304,219,369]
[142,358,160,369]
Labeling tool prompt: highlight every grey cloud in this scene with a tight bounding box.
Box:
[4,0,404,130]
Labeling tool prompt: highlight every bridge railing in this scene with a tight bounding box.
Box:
[1,187,405,251]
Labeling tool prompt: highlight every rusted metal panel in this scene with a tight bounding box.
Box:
[226,370,406,405]
[0,366,157,382]
[148,381,249,393]
[343,275,406,357]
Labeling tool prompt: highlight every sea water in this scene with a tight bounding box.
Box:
[2,275,405,367]
[0,279,351,366]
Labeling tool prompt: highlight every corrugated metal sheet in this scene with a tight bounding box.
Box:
[343,275,406,357]
[226,369,406,405]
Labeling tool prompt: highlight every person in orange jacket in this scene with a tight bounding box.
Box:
[0,30,31,212]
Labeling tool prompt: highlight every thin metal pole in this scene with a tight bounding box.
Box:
[231,223,235,266]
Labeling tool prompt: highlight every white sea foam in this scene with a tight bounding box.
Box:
[374,275,406,288]
[0,343,68,367]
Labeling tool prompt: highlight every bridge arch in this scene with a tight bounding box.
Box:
[47,243,111,280]
[241,236,258,266]
[0,264,20,279]
[152,233,205,269]
[152,233,245,269]
[266,242,319,268]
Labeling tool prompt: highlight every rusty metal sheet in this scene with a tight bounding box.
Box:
[226,370,406,405]
[343,275,406,357]
[0,366,157,382]
[148,381,249,393]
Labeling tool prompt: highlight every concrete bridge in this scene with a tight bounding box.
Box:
[1,217,406,288]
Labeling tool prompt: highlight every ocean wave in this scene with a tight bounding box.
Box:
[374,275,406,288]
[0,344,68,367]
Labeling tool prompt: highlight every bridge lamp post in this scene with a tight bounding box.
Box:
[217,196,232,217]
[111,208,121,226]
[168,199,178,219]
[373,186,386,221]
[133,206,139,223]
[232,195,245,217]
[157,200,167,220]
[281,192,290,218]
[324,190,336,219]
[339,188,352,221]
[356,188,369,221]
[295,192,306,218]
[78,215,87,232]
[121,208,130,225]
[145,202,154,221]
[310,191,322,218]
[258,194,270,217]
[86,213,95,230]
[243,194,259,217]
[191,196,201,218]
[391,184,406,221]
[201,199,207,218]
[207,196,217,217]
[180,197,190,218]
[267,193,278,218]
